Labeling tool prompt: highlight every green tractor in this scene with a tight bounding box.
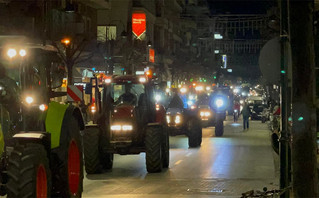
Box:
[0,37,84,197]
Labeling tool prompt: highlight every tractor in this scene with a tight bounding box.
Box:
[83,75,169,174]
[165,88,202,148]
[0,36,84,197]
[209,90,228,137]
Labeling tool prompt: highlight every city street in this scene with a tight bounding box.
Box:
[83,117,279,198]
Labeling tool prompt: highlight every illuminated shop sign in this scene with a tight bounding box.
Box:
[149,48,155,63]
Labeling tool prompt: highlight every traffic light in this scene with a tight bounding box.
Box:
[213,76,217,79]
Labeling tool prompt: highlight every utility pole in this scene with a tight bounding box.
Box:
[279,0,290,197]
[290,0,318,197]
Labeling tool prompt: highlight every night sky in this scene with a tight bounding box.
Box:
[207,0,276,14]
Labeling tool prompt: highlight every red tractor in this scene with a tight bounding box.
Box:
[83,75,169,173]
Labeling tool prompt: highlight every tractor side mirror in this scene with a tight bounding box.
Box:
[85,83,92,95]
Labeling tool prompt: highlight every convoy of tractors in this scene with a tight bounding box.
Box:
[0,36,228,197]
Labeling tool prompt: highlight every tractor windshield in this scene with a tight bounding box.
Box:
[111,83,145,106]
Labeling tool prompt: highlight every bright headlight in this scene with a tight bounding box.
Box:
[39,104,48,111]
[205,112,210,116]
[166,115,171,123]
[139,77,146,83]
[215,99,224,108]
[111,125,121,131]
[175,115,181,124]
[25,96,34,104]
[122,125,133,131]
[200,112,205,116]
[180,87,187,93]
[187,100,193,106]
[19,49,26,57]
[189,95,194,100]
[7,49,17,58]
[155,95,161,102]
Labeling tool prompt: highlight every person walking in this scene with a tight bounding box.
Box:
[242,102,251,130]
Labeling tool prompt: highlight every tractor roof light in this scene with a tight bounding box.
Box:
[215,98,224,108]
[19,49,26,57]
[25,96,34,105]
[7,49,17,58]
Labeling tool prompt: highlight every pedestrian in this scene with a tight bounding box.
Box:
[242,102,251,130]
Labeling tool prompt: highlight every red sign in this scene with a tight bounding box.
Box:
[149,48,155,63]
[67,85,83,102]
[132,12,146,39]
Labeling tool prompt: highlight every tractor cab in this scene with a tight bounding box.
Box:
[107,75,155,144]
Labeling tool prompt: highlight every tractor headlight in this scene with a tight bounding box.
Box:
[175,115,181,124]
[187,100,193,106]
[200,112,205,116]
[166,115,171,124]
[204,112,210,116]
[122,125,133,131]
[155,94,161,102]
[111,125,121,131]
[25,96,34,104]
[215,99,224,108]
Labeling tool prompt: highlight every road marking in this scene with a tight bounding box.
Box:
[175,160,182,165]
[186,153,192,157]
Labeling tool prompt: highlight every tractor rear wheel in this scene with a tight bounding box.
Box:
[7,143,51,198]
[188,119,202,148]
[145,125,163,173]
[52,116,83,198]
[215,119,224,137]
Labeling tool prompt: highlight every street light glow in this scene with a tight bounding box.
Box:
[7,49,17,58]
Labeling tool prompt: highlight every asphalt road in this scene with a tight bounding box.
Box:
[83,117,279,198]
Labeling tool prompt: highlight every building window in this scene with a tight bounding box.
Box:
[97,26,107,42]
[107,25,117,40]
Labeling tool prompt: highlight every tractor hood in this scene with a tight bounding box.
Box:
[112,104,135,120]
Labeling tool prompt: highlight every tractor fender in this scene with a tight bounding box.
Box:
[57,105,85,150]
[45,102,84,149]
[12,132,51,155]
[65,105,85,131]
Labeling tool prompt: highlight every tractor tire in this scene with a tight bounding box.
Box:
[162,127,170,168]
[52,116,83,198]
[215,119,224,137]
[145,125,163,173]
[83,127,102,174]
[7,143,51,198]
[188,119,202,148]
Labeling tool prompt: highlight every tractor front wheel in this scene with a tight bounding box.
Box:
[188,119,202,148]
[7,143,51,198]
[215,119,224,137]
[52,116,83,198]
[145,125,163,173]
[162,127,170,168]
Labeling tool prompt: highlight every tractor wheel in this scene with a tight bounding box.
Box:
[215,119,224,137]
[52,116,83,198]
[162,127,170,168]
[83,127,102,174]
[188,119,202,148]
[145,125,163,173]
[7,143,51,198]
